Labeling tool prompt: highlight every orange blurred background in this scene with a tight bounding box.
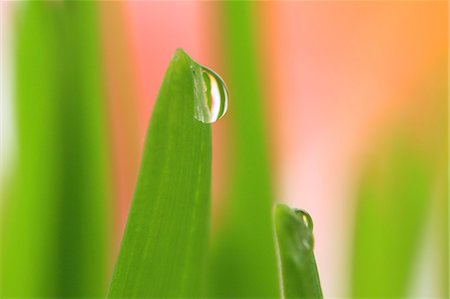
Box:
[1,1,448,297]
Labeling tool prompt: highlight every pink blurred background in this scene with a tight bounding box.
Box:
[1,1,447,297]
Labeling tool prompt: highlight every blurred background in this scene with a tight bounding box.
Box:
[0,1,448,298]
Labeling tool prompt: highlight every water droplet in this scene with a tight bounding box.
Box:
[293,209,315,250]
[294,209,314,231]
[193,64,229,124]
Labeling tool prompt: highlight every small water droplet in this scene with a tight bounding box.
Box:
[294,209,314,231]
[293,209,315,250]
[193,64,229,124]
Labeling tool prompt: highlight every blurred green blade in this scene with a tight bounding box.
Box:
[209,1,279,297]
[1,3,61,296]
[352,136,432,297]
[108,49,212,298]
[1,2,109,297]
[274,204,323,299]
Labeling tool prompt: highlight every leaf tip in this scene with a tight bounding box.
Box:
[173,48,192,63]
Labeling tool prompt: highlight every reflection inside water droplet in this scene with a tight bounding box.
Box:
[294,209,314,231]
[193,64,229,124]
[302,238,313,250]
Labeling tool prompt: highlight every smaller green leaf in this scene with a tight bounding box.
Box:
[274,203,323,299]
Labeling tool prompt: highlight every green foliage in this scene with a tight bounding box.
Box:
[108,49,212,298]
[4,1,445,298]
[1,1,109,297]
[208,1,279,297]
[274,204,323,299]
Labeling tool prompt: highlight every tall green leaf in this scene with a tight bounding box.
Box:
[274,204,323,299]
[108,49,212,298]
[208,1,279,297]
[1,1,109,297]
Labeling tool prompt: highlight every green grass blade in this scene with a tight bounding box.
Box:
[274,204,323,299]
[108,49,212,298]
[1,1,109,297]
[209,1,279,297]
[351,136,432,297]
[351,63,447,297]
[56,2,111,295]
